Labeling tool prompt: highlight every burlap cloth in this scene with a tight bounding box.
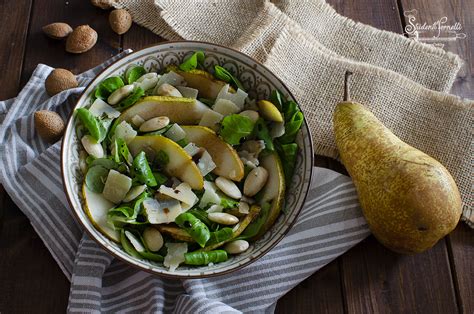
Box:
[114,0,473,226]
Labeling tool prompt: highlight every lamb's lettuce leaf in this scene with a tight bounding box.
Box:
[179,51,205,71]
[219,114,254,145]
[76,108,108,142]
[214,65,244,90]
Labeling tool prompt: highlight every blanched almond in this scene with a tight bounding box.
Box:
[139,116,170,132]
[224,240,249,254]
[215,176,242,199]
[208,212,239,225]
[244,166,268,196]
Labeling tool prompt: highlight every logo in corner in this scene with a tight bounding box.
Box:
[404,9,467,48]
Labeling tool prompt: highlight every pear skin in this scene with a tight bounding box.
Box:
[333,73,462,254]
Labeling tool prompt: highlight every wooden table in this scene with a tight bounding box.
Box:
[0,0,472,313]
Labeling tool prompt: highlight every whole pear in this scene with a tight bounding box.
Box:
[333,72,462,254]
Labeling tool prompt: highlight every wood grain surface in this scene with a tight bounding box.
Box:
[0,0,471,313]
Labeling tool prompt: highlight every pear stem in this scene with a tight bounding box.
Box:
[344,71,353,101]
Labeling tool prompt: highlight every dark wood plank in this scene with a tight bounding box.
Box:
[0,1,122,312]
[276,262,345,314]
[398,1,473,312]
[400,2,474,310]
[327,1,461,313]
[0,196,70,313]
[341,237,458,313]
[122,23,166,50]
[448,225,474,313]
[21,0,120,85]
[0,0,32,99]
[328,0,404,33]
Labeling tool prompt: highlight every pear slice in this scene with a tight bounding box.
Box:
[167,65,233,99]
[181,126,245,181]
[82,183,120,242]
[128,135,204,190]
[255,152,286,239]
[116,96,210,126]
[258,100,283,122]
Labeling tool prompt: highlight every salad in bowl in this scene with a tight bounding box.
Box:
[63,42,313,277]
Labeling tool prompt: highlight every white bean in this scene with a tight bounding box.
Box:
[208,212,239,225]
[239,110,259,123]
[81,135,104,158]
[244,167,268,197]
[143,227,164,252]
[224,240,249,254]
[156,83,182,97]
[215,176,242,199]
[139,116,170,132]
[108,84,134,105]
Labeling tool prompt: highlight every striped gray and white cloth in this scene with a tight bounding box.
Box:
[0,52,370,313]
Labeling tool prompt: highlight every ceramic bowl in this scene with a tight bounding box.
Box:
[61,41,313,278]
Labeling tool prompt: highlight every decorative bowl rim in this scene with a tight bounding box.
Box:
[61,40,314,279]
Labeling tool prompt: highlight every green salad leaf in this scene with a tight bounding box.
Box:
[152,171,168,186]
[219,114,254,145]
[207,228,233,246]
[184,250,228,265]
[138,251,164,262]
[116,86,144,111]
[254,118,274,151]
[76,108,108,142]
[90,158,118,170]
[214,65,244,90]
[95,76,124,100]
[85,165,109,193]
[132,152,157,187]
[175,213,211,247]
[107,191,149,228]
[238,202,271,240]
[155,150,169,166]
[276,142,298,186]
[186,209,213,227]
[220,196,239,209]
[270,90,285,111]
[126,66,147,84]
[179,51,205,72]
[112,138,133,166]
[120,229,142,259]
[278,111,303,144]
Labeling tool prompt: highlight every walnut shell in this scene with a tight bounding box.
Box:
[42,22,73,40]
[66,25,98,54]
[45,68,78,96]
[34,111,65,142]
[109,9,132,35]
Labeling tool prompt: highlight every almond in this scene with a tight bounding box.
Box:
[91,0,115,9]
[34,111,65,142]
[109,9,132,35]
[45,68,78,96]
[42,22,73,40]
[66,25,98,54]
